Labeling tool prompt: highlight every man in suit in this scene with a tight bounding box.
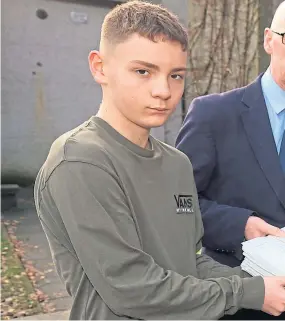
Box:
[176,5,285,319]
[176,1,285,269]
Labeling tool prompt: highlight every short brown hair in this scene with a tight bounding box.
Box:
[101,0,188,51]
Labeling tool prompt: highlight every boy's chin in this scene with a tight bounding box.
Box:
[141,116,170,129]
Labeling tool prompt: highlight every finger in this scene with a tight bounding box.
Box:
[275,229,285,237]
[265,225,285,237]
[263,308,280,317]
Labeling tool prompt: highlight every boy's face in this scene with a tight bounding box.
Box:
[90,34,187,129]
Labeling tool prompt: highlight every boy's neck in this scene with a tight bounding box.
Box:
[97,103,151,149]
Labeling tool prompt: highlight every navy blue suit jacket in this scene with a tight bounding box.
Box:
[176,75,285,267]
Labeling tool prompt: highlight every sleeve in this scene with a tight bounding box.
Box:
[176,97,254,251]
[196,254,251,279]
[47,161,264,320]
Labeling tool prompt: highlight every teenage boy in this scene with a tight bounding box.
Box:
[34,1,285,320]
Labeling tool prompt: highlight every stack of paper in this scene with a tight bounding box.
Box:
[241,227,285,277]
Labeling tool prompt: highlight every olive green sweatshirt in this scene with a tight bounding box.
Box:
[34,116,264,320]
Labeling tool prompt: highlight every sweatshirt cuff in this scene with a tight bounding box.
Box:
[240,276,265,310]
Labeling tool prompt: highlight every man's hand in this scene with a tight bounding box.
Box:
[245,216,285,240]
[262,277,285,316]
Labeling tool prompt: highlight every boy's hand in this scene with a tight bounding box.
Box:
[262,277,285,316]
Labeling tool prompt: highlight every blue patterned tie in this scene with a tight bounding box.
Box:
[280,130,285,174]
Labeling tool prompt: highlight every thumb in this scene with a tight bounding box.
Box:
[265,224,285,237]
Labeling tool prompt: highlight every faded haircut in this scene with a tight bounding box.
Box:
[101,0,188,51]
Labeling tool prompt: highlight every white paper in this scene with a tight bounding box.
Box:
[241,227,285,276]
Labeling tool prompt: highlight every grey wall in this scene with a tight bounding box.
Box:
[2,0,116,184]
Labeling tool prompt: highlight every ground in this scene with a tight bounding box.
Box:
[1,224,43,319]
[1,186,71,320]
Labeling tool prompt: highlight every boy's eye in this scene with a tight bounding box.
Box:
[136,69,150,76]
[171,74,184,80]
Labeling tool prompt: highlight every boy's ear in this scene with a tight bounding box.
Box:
[88,50,107,84]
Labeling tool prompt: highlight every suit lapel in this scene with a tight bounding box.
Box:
[241,75,285,209]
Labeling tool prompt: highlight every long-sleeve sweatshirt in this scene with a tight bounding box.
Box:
[34,116,264,320]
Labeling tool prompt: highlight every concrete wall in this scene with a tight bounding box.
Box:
[2,0,115,183]
[2,0,188,184]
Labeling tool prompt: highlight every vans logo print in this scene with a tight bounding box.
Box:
[174,194,194,214]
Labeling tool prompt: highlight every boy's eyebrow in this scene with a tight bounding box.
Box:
[130,60,188,72]
[171,67,188,72]
[130,60,160,70]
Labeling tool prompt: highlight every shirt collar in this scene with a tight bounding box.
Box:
[261,68,285,115]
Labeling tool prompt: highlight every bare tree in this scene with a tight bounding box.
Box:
[185,0,259,115]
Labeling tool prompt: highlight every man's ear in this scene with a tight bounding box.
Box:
[264,28,273,55]
[88,50,107,85]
